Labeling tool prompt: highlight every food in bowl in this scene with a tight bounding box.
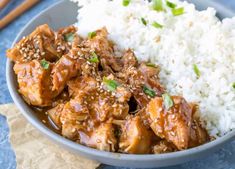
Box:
[6,0,235,155]
[6,24,209,154]
[72,0,235,137]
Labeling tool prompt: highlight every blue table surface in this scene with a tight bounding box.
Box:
[0,0,235,169]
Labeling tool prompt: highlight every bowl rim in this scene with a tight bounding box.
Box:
[6,0,235,162]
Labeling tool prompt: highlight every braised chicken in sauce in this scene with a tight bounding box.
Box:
[6,24,209,154]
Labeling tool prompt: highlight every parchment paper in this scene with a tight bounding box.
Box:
[0,104,100,169]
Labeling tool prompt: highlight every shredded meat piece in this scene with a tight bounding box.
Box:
[189,119,209,147]
[122,49,138,68]
[153,140,176,154]
[68,76,130,122]
[79,122,117,152]
[6,24,80,64]
[47,103,64,129]
[60,97,89,140]
[82,27,122,72]
[119,116,152,154]
[147,96,208,150]
[104,74,131,103]
[51,48,85,92]
[67,76,97,98]
[7,25,58,63]
[14,60,54,106]
[188,104,209,147]
[118,50,165,107]
[56,25,82,51]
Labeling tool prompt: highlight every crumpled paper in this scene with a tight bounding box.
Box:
[0,104,100,169]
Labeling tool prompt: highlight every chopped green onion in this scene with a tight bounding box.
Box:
[141,17,147,26]
[40,59,49,69]
[88,52,99,63]
[146,62,157,68]
[172,7,184,16]
[88,31,96,39]
[193,64,200,78]
[162,93,174,110]
[232,82,235,89]
[152,21,163,28]
[152,0,164,11]
[143,85,156,98]
[166,0,177,8]
[122,0,131,6]
[103,77,119,92]
[64,33,75,42]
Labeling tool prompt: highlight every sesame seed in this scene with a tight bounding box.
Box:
[170,131,175,136]
[61,46,65,50]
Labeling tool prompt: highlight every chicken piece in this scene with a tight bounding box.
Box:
[153,140,176,154]
[83,27,122,71]
[7,24,59,63]
[67,76,98,98]
[117,50,164,107]
[51,48,85,92]
[93,99,129,121]
[47,91,70,129]
[122,49,138,68]
[79,123,117,152]
[121,63,164,107]
[56,25,82,51]
[119,116,152,154]
[47,103,65,129]
[188,104,209,147]
[68,76,130,121]
[115,86,132,103]
[189,119,209,147]
[60,97,89,140]
[138,62,160,78]
[147,96,193,150]
[103,74,131,103]
[7,24,80,64]
[13,60,54,106]
[137,63,164,103]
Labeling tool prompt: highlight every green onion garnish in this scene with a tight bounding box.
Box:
[152,0,164,11]
[193,64,200,78]
[166,0,177,8]
[64,33,75,42]
[103,77,119,92]
[162,93,174,110]
[146,62,157,68]
[88,31,96,39]
[152,21,163,28]
[88,52,99,63]
[141,17,147,26]
[143,85,156,98]
[232,82,235,89]
[40,59,49,69]
[172,7,184,16]
[122,0,131,6]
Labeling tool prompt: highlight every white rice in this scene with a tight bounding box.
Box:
[70,0,235,137]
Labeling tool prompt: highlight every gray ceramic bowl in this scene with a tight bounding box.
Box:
[6,0,235,168]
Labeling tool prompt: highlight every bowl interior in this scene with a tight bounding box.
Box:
[6,0,235,168]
